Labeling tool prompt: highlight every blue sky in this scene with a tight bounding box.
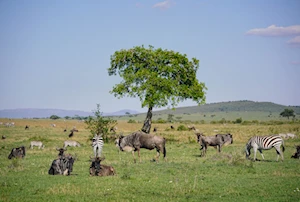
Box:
[0,0,299,113]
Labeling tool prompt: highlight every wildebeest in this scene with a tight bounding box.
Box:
[188,125,196,131]
[2,135,6,140]
[8,146,26,159]
[63,140,81,148]
[70,128,79,132]
[25,125,29,130]
[30,141,45,149]
[48,154,75,176]
[68,131,74,138]
[56,147,67,157]
[117,131,166,163]
[196,133,233,157]
[291,145,300,159]
[89,157,116,176]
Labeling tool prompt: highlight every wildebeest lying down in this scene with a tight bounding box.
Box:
[30,141,45,149]
[196,133,233,157]
[63,140,81,148]
[48,154,75,176]
[89,157,116,176]
[8,146,26,159]
[117,131,166,163]
[291,145,300,159]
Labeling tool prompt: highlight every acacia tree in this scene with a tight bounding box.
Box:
[108,45,207,133]
[280,108,295,120]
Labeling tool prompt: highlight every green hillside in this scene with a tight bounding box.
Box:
[115,100,300,122]
[151,100,300,115]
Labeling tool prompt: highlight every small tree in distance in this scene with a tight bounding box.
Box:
[84,104,116,142]
[50,115,60,120]
[280,108,295,120]
[108,45,207,133]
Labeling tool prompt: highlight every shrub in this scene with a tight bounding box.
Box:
[177,125,188,131]
[50,115,60,120]
[153,118,167,124]
[234,117,243,124]
[84,104,116,143]
[127,119,136,123]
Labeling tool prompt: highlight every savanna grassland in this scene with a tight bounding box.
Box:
[0,118,300,202]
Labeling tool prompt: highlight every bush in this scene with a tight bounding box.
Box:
[177,125,188,131]
[127,119,136,123]
[153,118,167,124]
[50,115,60,120]
[84,104,116,143]
[234,117,243,124]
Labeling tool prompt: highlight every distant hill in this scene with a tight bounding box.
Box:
[0,108,140,118]
[0,101,299,119]
[150,100,300,115]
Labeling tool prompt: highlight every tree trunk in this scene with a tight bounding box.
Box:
[141,106,153,134]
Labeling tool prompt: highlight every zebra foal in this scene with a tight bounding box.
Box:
[92,134,104,157]
[245,135,285,161]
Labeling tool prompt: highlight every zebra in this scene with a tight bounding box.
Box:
[30,141,45,149]
[245,135,285,161]
[92,134,104,157]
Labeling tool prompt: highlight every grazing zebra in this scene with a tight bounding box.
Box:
[92,134,104,157]
[245,135,285,161]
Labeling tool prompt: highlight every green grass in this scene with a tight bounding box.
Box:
[1,121,300,201]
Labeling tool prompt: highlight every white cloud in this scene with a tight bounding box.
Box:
[287,36,300,45]
[153,0,173,10]
[246,25,300,37]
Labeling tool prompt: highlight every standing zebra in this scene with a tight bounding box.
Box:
[92,134,104,157]
[245,135,285,161]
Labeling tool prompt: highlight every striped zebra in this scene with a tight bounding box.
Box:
[92,134,104,157]
[245,135,285,161]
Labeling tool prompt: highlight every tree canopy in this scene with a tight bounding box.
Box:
[280,108,295,119]
[108,45,207,133]
[50,115,60,120]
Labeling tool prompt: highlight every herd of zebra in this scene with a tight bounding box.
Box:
[4,123,300,177]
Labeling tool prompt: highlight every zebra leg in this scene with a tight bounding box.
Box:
[253,147,257,161]
[94,146,98,157]
[97,146,102,157]
[275,147,284,161]
[258,149,265,160]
